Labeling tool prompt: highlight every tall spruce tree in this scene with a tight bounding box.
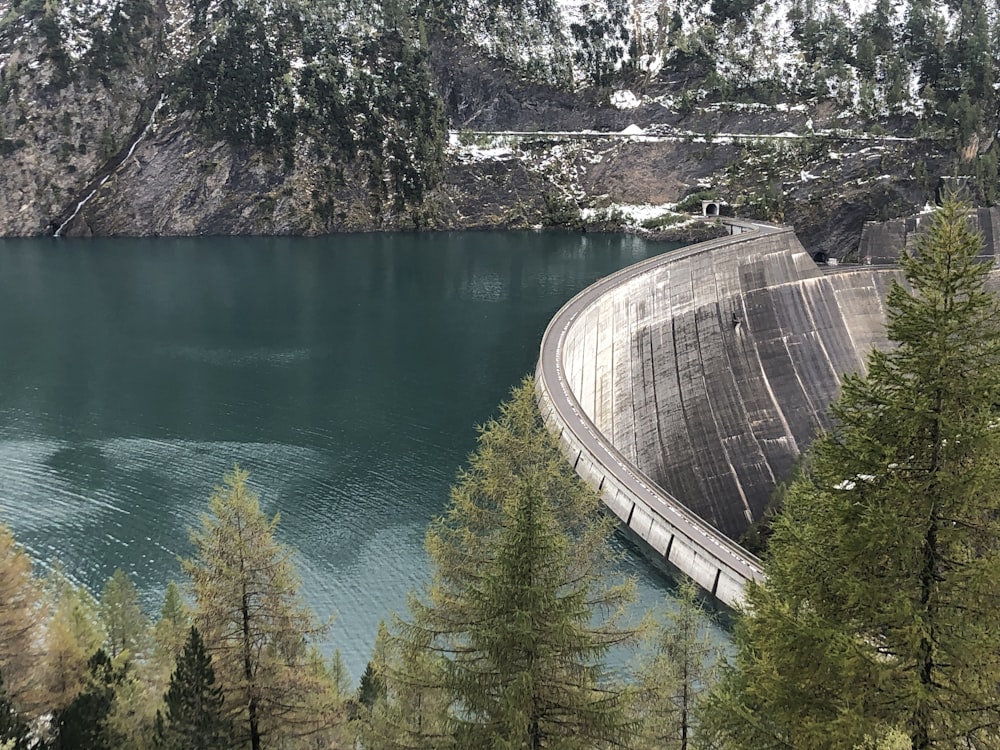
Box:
[379,377,637,749]
[701,197,1000,750]
[155,626,233,750]
[183,467,342,750]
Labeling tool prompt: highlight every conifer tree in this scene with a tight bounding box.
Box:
[183,466,342,750]
[701,198,1000,750]
[357,660,385,711]
[361,620,450,749]
[635,579,720,750]
[155,626,233,750]
[102,665,158,750]
[0,525,46,715]
[152,581,191,685]
[100,568,149,660]
[51,649,124,750]
[381,378,637,749]
[0,671,33,750]
[43,570,105,713]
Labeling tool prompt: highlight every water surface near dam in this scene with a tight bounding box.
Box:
[0,231,706,681]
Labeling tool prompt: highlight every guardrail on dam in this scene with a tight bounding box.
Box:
[535,220,903,607]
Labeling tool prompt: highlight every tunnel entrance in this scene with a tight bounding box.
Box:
[702,201,721,217]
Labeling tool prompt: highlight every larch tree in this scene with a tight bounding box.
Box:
[361,620,451,749]
[0,525,47,715]
[50,649,124,750]
[380,377,638,749]
[0,671,33,750]
[155,626,234,750]
[42,569,105,713]
[701,198,1000,749]
[634,579,720,750]
[100,568,150,661]
[151,581,192,693]
[183,466,343,750]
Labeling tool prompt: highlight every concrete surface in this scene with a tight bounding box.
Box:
[536,220,907,606]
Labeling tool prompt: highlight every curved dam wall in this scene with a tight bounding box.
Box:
[536,222,903,606]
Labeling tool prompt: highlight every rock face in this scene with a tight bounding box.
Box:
[0,22,154,236]
[0,4,958,255]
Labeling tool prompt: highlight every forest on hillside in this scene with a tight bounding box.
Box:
[3,0,997,216]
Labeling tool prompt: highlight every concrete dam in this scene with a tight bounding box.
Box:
[536,221,905,606]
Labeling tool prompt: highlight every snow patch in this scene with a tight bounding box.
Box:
[610,90,641,110]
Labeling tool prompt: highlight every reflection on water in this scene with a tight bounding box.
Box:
[0,231,723,680]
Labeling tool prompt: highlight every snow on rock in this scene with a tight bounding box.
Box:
[581,202,682,226]
[610,90,641,109]
[621,124,645,135]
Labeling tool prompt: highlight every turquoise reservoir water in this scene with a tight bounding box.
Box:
[0,231,700,679]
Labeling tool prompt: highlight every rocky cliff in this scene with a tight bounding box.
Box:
[0,0,991,258]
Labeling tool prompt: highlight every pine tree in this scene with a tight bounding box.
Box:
[635,579,720,750]
[183,466,341,750]
[51,649,124,750]
[155,626,233,750]
[701,197,1000,749]
[100,568,149,660]
[382,377,637,749]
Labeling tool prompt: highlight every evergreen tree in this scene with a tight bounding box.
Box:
[381,378,637,749]
[155,626,233,750]
[357,660,385,711]
[153,581,191,680]
[701,198,1000,750]
[0,525,46,715]
[183,467,342,750]
[51,649,124,750]
[635,579,720,750]
[43,570,105,713]
[0,671,33,750]
[100,568,149,660]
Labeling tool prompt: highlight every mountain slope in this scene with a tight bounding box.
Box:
[0,0,995,255]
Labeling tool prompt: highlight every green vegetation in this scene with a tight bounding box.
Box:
[641,211,686,229]
[3,205,999,747]
[155,627,234,750]
[184,467,346,750]
[167,0,446,212]
[366,378,639,748]
[635,579,721,748]
[703,197,1000,749]
[0,381,731,747]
